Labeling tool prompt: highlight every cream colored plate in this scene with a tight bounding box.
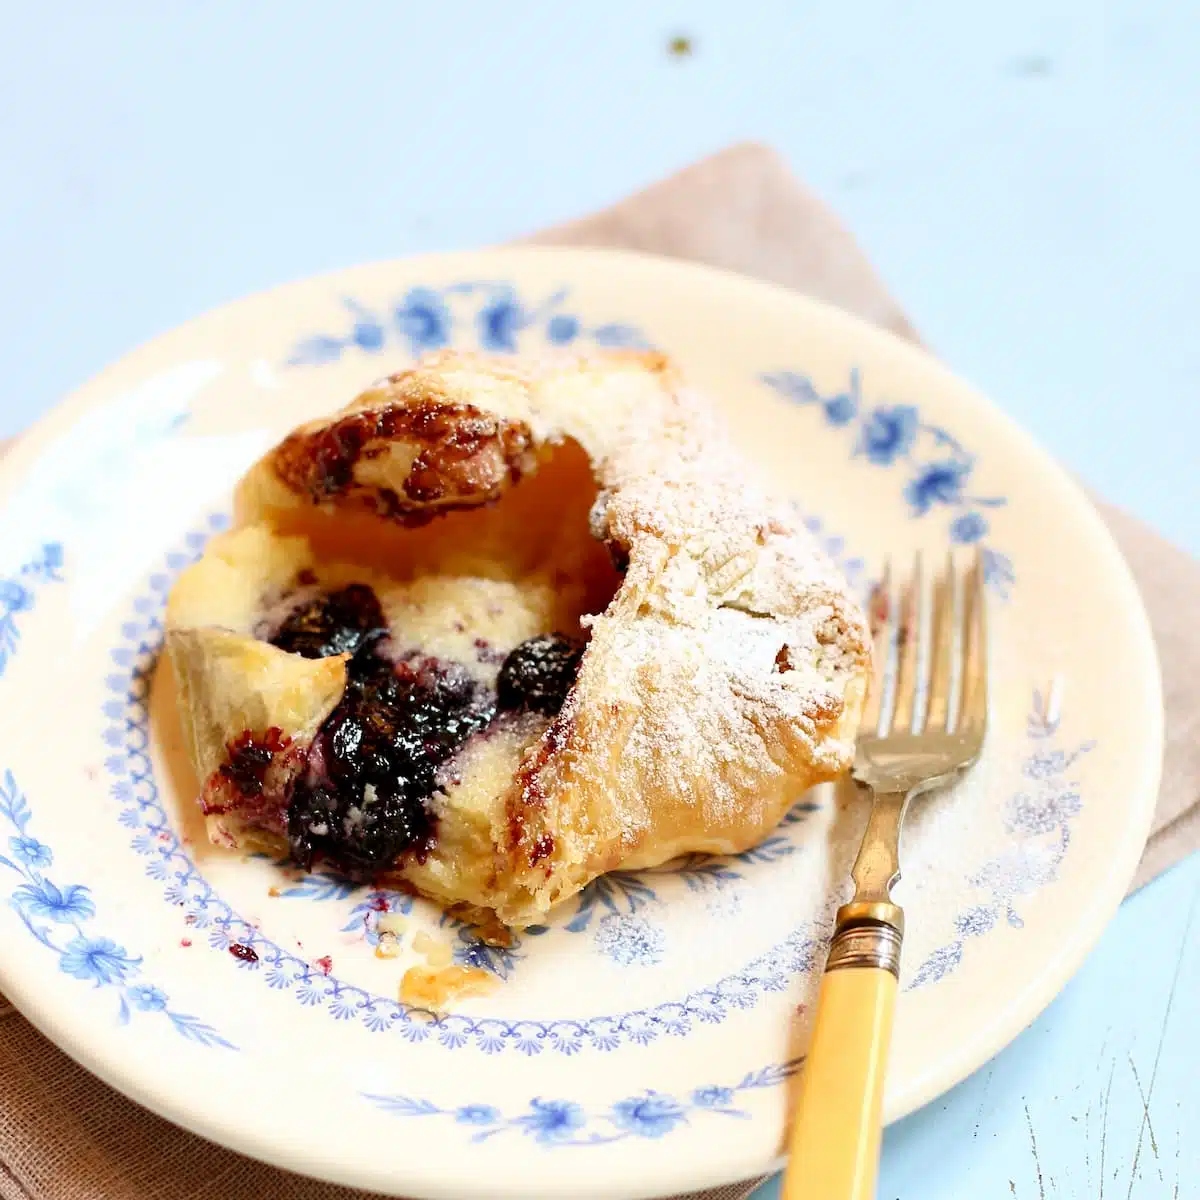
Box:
[0,249,1160,1199]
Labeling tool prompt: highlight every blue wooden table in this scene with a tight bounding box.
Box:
[2,4,1196,1196]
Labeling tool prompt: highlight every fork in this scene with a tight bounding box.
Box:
[781,550,989,1200]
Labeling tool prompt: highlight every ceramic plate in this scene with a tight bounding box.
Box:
[0,249,1160,1199]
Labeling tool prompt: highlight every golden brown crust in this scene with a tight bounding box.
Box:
[166,349,871,926]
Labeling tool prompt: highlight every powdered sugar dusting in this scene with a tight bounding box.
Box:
[224,348,871,925]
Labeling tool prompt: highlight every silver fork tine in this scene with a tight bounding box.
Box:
[860,559,893,736]
[890,552,923,733]
[958,549,988,737]
[924,551,957,732]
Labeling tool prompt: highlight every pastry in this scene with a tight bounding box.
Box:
[166,350,871,928]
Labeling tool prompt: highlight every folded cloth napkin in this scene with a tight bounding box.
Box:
[1,143,1196,1200]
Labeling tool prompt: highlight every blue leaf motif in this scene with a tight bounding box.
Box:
[1,772,31,830]
[909,942,964,989]
[364,1094,442,1118]
[761,370,819,405]
[590,322,649,348]
[287,335,344,367]
[279,871,359,902]
[679,860,743,892]
[734,835,795,865]
[982,549,1016,598]
[168,1013,238,1050]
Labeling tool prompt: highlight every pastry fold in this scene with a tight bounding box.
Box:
[166,351,870,926]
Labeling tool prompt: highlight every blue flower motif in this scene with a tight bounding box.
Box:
[903,459,972,516]
[9,835,52,868]
[478,292,527,352]
[691,1086,735,1108]
[344,300,386,353]
[394,287,451,354]
[13,879,95,923]
[0,581,33,613]
[594,914,665,967]
[950,510,989,544]
[516,1098,587,1143]
[611,1093,687,1138]
[59,935,140,986]
[1004,789,1082,837]
[1024,749,1070,780]
[455,1104,501,1126]
[856,405,918,465]
[546,314,580,345]
[129,984,167,1011]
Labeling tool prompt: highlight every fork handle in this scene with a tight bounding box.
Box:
[781,918,902,1200]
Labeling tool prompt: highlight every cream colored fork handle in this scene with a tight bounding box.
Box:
[781,927,900,1200]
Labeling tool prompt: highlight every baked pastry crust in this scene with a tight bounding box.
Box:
[166,350,870,926]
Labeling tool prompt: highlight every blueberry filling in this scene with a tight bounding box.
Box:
[262,583,583,874]
[497,633,585,716]
[218,728,291,798]
[269,584,387,659]
[285,650,494,871]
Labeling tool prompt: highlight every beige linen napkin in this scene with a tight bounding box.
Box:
[1,143,1196,1200]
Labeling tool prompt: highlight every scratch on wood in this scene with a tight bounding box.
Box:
[1099,1057,1116,1200]
[1085,1099,1093,1192]
[1127,1052,1163,1184]
[1127,879,1200,1200]
[973,1067,994,1141]
[1024,1102,1047,1200]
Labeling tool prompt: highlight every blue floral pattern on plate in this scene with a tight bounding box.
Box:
[365,1061,799,1146]
[0,769,233,1048]
[0,269,1126,1189]
[909,685,1092,988]
[0,543,63,679]
[1,281,1074,1095]
[286,283,649,367]
[761,369,1016,596]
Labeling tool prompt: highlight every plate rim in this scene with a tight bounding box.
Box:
[0,244,1164,1197]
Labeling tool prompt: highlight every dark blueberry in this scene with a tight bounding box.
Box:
[497,634,585,716]
[286,631,495,874]
[269,584,386,660]
[219,728,289,798]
